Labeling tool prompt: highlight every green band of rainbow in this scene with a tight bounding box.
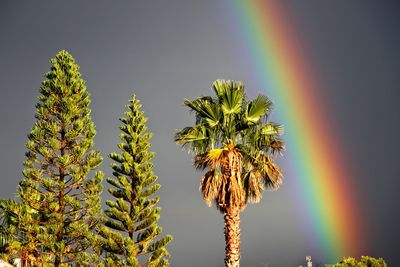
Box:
[226,0,366,261]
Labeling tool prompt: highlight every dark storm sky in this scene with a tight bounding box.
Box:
[0,1,399,266]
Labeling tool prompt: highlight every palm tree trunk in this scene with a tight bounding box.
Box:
[224,207,241,267]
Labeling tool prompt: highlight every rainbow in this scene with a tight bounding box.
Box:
[224,0,365,262]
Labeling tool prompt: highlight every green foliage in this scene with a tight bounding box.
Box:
[14,50,104,266]
[175,80,284,211]
[0,199,18,257]
[326,256,387,267]
[100,94,172,266]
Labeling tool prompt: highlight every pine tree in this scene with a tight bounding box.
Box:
[14,50,104,266]
[100,94,172,267]
[0,199,18,257]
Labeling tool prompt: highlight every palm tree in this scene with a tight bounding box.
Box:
[175,80,284,267]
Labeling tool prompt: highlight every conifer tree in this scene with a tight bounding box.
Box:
[0,199,18,256]
[14,50,104,266]
[100,95,172,267]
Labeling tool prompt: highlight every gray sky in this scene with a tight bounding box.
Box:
[0,1,399,266]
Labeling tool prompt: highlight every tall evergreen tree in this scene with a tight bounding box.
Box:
[13,50,104,266]
[100,94,172,267]
[0,199,18,256]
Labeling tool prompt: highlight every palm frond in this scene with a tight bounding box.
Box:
[174,126,207,144]
[243,171,263,204]
[245,95,272,124]
[242,123,284,154]
[261,123,284,135]
[263,159,283,190]
[216,166,245,212]
[221,81,244,115]
[184,98,221,127]
[211,80,229,100]
[212,80,244,115]
[194,148,227,170]
[269,137,285,155]
[174,125,212,155]
[200,169,221,207]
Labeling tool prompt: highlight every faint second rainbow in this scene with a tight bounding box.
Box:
[226,0,365,261]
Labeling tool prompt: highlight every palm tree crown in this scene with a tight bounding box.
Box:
[175,80,284,212]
